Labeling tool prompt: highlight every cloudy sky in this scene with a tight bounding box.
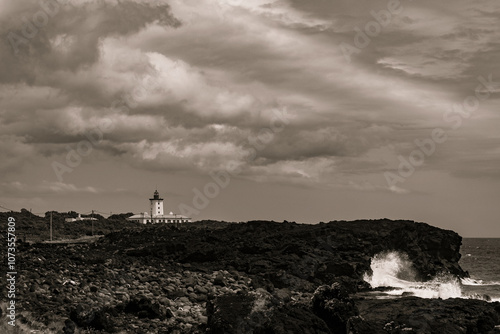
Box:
[1,0,499,236]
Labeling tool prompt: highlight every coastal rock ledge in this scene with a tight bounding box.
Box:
[2,219,498,333]
[105,218,469,287]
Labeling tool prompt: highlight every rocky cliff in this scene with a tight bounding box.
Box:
[1,219,490,334]
[103,219,468,289]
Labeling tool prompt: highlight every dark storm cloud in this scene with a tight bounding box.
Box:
[0,0,179,83]
[1,0,499,201]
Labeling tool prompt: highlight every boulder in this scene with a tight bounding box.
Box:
[69,304,117,332]
[207,289,332,334]
[124,296,169,320]
[312,283,359,334]
[62,319,76,334]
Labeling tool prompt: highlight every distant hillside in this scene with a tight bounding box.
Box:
[0,209,140,242]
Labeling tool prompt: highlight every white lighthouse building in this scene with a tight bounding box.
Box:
[127,189,191,224]
[150,190,164,217]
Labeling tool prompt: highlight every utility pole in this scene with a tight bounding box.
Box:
[91,210,94,236]
[49,211,53,242]
[29,208,32,242]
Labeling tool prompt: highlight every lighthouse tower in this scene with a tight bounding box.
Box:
[149,189,164,217]
[127,189,192,224]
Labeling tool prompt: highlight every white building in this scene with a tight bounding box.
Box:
[127,190,191,224]
[65,213,98,223]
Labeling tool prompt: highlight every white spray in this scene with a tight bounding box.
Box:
[363,251,463,299]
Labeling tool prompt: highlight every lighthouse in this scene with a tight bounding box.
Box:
[127,189,191,224]
[150,189,164,217]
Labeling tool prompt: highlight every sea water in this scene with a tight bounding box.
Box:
[362,238,500,302]
[460,238,500,301]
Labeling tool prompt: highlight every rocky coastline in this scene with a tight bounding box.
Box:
[1,218,499,333]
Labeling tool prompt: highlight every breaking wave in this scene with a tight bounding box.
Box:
[460,278,500,286]
[363,251,492,300]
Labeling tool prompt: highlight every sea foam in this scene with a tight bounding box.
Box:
[363,251,464,300]
[461,277,500,286]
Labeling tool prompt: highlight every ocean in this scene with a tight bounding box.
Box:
[362,238,500,302]
[460,238,500,301]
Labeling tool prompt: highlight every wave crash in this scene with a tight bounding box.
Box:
[362,251,493,301]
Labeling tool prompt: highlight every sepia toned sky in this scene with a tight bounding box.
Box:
[1,0,499,236]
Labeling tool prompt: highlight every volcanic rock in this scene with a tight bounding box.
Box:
[353,297,500,333]
[312,283,359,334]
[0,218,483,333]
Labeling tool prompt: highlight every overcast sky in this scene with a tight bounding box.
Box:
[1,0,499,236]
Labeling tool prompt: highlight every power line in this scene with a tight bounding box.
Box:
[0,204,14,211]
[1,207,121,218]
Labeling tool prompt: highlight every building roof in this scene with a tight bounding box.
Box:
[65,216,97,222]
[127,213,190,219]
[155,214,190,219]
